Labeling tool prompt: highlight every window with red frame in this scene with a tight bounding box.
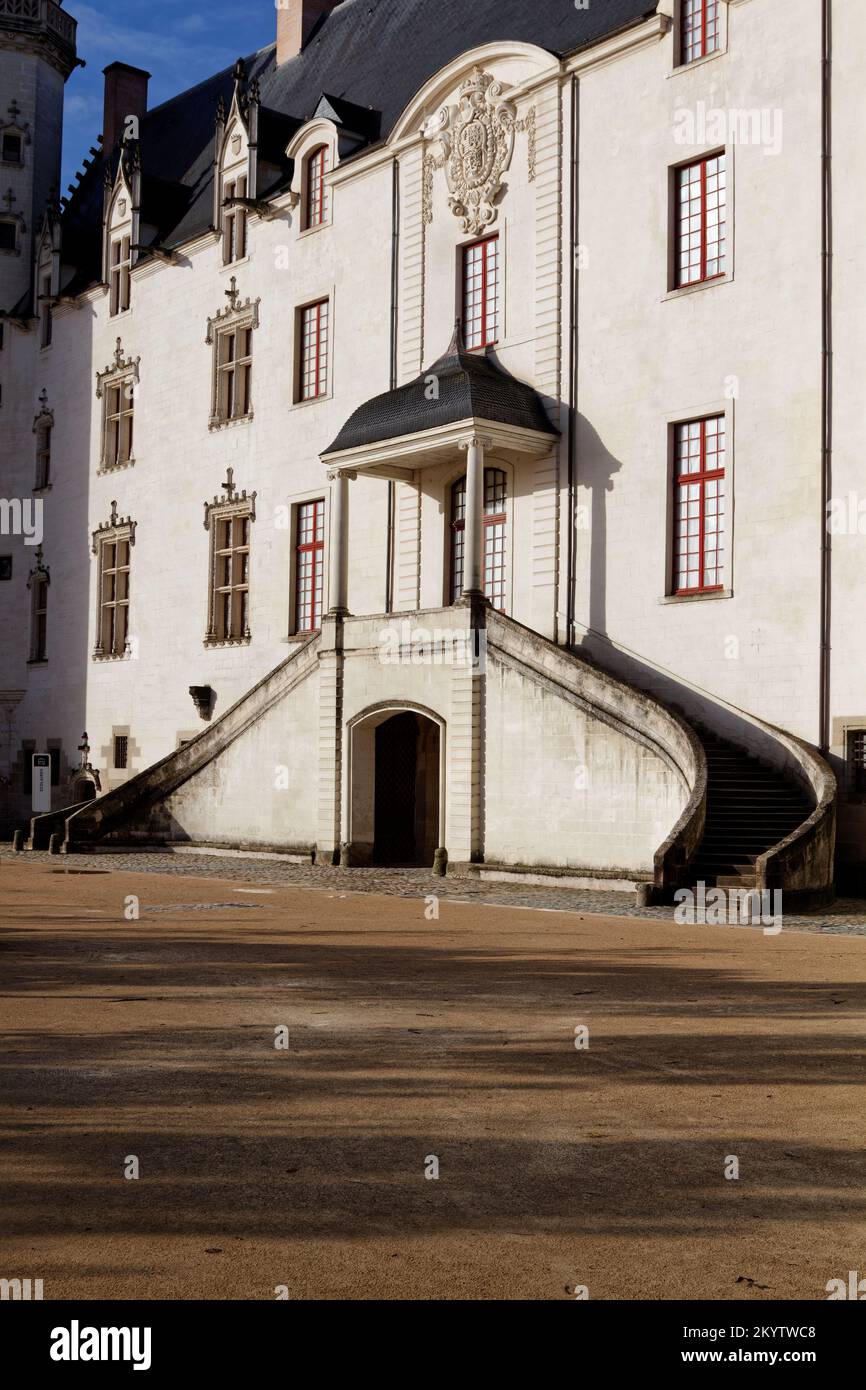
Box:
[673,415,726,595]
[676,152,726,287]
[450,468,507,610]
[463,235,499,349]
[681,0,720,65]
[295,499,325,632]
[299,299,329,400]
[305,146,329,230]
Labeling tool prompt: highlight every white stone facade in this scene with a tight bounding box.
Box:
[0,0,858,886]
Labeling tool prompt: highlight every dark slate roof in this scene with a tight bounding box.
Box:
[60,0,654,286]
[322,322,558,456]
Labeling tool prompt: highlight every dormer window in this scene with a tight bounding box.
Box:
[223,175,248,264]
[681,0,720,65]
[304,146,329,230]
[109,235,131,315]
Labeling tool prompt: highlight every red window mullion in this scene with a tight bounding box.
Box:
[699,157,708,282]
[675,418,724,594]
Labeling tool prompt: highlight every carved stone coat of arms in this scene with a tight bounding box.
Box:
[435,67,517,236]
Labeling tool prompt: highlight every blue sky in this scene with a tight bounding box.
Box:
[60,0,273,189]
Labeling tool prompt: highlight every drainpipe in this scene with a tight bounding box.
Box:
[385,157,400,613]
[566,73,580,649]
[820,0,832,753]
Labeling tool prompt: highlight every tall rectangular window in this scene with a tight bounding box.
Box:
[98,536,131,656]
[673,415,726,595]
[216,326,253,421]
[223,175,248,264]
[211,514,251,642]
[113,734,129,770]
[295,499,325,633]
[450,468,508,610]
[109,235,131,315]
[676,153,726,288]
[1,132,23,163]
[305,147,329,230]
[104,382,134,467]
[299,299,329,401]
[30,576,48,661]
[40,273,52,347]
[463,235,499,349]
[681,0,720,65]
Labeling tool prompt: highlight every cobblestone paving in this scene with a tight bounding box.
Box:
[4,844,866,938]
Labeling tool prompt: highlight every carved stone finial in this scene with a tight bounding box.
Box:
[225,275,239,310]
[109,500,118,527]
[222,467,235,500]
[113,337,124,367]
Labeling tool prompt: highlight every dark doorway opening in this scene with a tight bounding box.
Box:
[373,712,440,866]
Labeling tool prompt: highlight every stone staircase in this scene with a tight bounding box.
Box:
[687,729,814,890]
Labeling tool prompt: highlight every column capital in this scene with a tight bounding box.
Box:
[458,434,494,453]
[326,467,358,482]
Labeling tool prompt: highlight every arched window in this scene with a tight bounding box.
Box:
[304,145,329,229]
[449,468,507,610]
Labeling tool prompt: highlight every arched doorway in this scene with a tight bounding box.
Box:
[348,707,443,867]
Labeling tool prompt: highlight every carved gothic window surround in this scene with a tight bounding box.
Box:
[103,148,139,313]
[92,503,136,660]
[32,389,53,491]
[96,338,139,472]
[203,468,256,646]
[206,277,260,429]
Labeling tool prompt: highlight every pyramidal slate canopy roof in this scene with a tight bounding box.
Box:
[323,323,558,457]
[58,0,655,287]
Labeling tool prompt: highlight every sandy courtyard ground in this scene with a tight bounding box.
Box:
[1,857,865,1301]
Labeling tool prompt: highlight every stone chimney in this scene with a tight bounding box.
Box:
[277,0,344,65]
[102,62,151,151]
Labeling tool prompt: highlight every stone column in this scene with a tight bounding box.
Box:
[328,469,354,615]
[459,435,492,598]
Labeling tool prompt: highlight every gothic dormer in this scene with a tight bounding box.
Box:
[213,60,255,252]
[102,142,140,314]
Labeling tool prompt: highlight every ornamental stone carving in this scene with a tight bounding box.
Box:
[434,67,517,236]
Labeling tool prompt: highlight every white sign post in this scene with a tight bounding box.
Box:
[32,753,51,814]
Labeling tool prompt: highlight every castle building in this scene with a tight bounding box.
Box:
[0,0,856,900]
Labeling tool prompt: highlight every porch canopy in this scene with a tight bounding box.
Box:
[320,323,559,610]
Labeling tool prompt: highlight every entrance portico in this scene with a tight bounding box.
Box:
[320,322,559,618]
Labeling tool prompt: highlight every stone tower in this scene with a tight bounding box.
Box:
[0,0,78,313]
